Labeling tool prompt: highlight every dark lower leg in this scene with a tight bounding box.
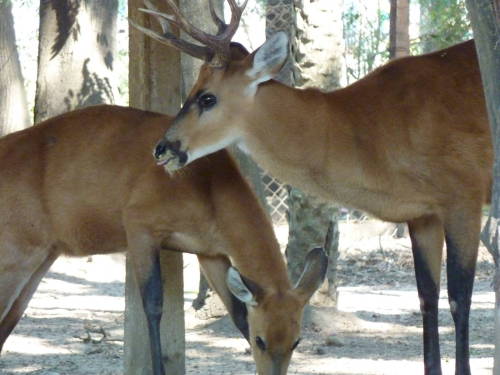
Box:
[446,235,475,375]
[408,217,444,375]
[413,249,442,375]
[141,251,165,375]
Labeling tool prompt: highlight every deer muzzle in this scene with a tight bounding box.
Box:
[153,139,188,173]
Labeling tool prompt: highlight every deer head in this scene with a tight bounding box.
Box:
[226,248,328,375]
[132,0,289,173]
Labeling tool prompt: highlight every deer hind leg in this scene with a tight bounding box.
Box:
[0,251,58,353]
[197,254,249,341]
[127,233,165,375]
[408,215,445,375]
[444,204,481,375]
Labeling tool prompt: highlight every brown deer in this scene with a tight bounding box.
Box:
[135,1,492,374]
[0,105,328,375]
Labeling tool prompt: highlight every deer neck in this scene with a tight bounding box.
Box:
[239,81,375,209]
[209,156,291,291]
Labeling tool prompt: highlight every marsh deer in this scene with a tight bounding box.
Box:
[0,105,328,375]
[135,1,492,374]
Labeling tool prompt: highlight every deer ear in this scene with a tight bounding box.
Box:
[226,267,263,306]
[245,32,288,87]
[294,248,328,303]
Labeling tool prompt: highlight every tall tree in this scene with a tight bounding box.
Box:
[389,0,409,58]
[419,0,471,53]
[265,0,342,305]
[34,0,117,123]
[343,2,389,83]
[0,0,30,135]
[388,0,410,239]
[464,0,500,372]
[126,1,184,372]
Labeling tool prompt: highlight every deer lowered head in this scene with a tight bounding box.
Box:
[226,247,328,374]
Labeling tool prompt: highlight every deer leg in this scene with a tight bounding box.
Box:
[444,205,481,375]
[408,215,444,375]
[128,238,165,375]
[197,254,249,341]
[0,251,58,353]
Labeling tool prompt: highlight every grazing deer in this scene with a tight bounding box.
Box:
[135,1,492,374]
[0,105,328,375]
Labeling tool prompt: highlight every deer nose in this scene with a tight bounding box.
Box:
[154,140,167,159]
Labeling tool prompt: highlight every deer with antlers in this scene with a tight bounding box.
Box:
[0,105,328,375]
[134,1,492,374]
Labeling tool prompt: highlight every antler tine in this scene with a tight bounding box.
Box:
[129,16,211,61]
[162,0,221,47]
[209,0,226,35]
[140,0,179,34]
[217,0,248,42]
[135,0,247,67]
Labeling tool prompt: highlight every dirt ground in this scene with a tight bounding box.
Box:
[0,221,495,375]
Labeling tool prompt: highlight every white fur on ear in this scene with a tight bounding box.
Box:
[246,31,289,84]
[226,267,258,306]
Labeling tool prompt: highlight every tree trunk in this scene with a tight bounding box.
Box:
[389,0,410,58]
[34,0,117,123]
[265,0,295,86]
[464,0,500,373]
[0,0,30,135]
[389,0,410,238]
[265,0,343,305]
[126,1,185,373]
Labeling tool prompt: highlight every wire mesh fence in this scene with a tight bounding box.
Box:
[261,172,289,225]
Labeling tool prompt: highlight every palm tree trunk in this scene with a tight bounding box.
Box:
[265,0,343,305]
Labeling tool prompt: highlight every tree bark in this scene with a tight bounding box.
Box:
[464,0,500,373]
[265,0,343,305]
[265,0,295,86]
[126,1,185,373]
[34,0,117,123]
[0,0,30,135]
[389,0,410,58]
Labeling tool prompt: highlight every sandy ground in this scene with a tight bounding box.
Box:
[0,221,495,375]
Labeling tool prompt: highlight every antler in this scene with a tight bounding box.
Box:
[131,0,248,68]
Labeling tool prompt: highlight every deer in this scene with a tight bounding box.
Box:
[0,104,329,375]
[133,1,493,374]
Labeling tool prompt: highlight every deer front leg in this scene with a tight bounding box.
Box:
[408,215,445,375]
[197,254,249,341]
[128,236,165,375]
[444,204,481,375]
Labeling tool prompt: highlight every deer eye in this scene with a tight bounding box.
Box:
[255,336,267,351]
[291,338,301,351]
[198,93,217,110]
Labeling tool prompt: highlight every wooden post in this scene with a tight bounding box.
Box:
[389,0,410,59]
[125,0,185,374]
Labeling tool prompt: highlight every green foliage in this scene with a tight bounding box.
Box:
[417,0,472,53]
[343,1,389,84]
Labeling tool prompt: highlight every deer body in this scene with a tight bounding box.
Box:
[0,105,326,375]
[238,40,490,222]
[145,19,489,373]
